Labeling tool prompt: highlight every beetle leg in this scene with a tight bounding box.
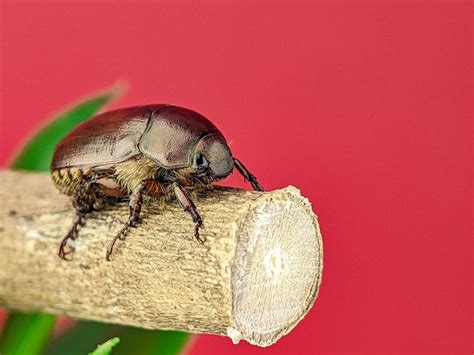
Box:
[173,184,205,243]
[106,182,145,261]
[233,158,264,191]
[58,212,86,260]
[58,188,96,261]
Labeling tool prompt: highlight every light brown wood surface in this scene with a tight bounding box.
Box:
[0,171,323,347]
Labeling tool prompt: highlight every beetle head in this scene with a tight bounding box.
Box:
[191,133,234,180]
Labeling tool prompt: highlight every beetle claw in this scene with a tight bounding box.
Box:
[105,249,113,261]
[58,223,79,261]
[106,228,126,261]
[194,219,205,243]
[58,240,74,261]
[116,225,128,241]
[196,235,206,244]
[106,233,122,261]
[130,219,140,228]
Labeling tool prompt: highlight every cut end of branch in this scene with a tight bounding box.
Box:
[230,186,323,347]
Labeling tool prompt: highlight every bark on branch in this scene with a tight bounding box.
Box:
[0,171,323,347]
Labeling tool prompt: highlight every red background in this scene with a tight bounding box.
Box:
[0,1,472,353]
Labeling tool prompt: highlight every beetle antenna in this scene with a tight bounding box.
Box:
[233,158,264,192]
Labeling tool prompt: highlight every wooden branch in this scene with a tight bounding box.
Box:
[0,171,323,347]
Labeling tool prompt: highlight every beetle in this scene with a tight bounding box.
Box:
[51,104,263,261]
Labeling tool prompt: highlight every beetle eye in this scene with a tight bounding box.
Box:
[193,153,208,170]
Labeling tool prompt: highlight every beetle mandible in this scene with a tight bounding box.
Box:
[51,104,263,261]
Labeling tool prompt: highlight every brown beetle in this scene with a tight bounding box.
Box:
[51,104,263,261]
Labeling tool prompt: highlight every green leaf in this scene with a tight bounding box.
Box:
[88,337,120,355]
[110,328,190,355]
[0,312,56,355]
[43,322,118,355]
[10,89,120,172]
[44,321,191,355]
[1,87,119,355]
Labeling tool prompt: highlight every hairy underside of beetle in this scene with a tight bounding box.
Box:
[51,155,215,203]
